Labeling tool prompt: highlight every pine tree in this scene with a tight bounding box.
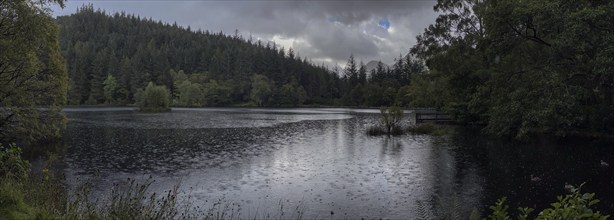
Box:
[358,61,367,85]
[344,54,359,89]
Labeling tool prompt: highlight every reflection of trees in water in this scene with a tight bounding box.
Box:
[379,137,403,165]
[433,128,614,215]
[62,112,614,216]
[380,137,403,153]
[414,135,483,219]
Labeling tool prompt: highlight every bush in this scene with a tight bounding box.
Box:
[0,144,30,180]
[485,184,609,220]
[0,144,66,219]
[175,80,203,107]
[135,82,171,112]
[367,106,405,136]
[0,181,50,219]
[380,106,404,134]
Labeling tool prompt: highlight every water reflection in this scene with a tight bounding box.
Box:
[62,108,614,218]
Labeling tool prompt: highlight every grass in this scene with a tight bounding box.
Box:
[0,175,66,219]
[63,176,182,220]
[1,144,612,219]
[4,142,613,219]
[1,172,305,220]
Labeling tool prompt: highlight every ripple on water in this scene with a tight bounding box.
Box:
[62,108,614,219]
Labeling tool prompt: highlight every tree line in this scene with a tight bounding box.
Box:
[57,5,426,108]
[7,0,613,141]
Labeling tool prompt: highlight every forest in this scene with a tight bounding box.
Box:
[1,0,613,142]
[58,5,425,108]
[2,0,613,142]
[1,0,613,219]
[408,0,614,138]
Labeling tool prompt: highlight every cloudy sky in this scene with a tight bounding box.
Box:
[51,0,438,68]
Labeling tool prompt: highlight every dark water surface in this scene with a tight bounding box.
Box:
[61,107,614,218]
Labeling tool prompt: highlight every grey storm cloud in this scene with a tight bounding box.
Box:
[52,0,438,68]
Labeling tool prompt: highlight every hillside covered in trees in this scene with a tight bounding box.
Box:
[55,1,614,139]
[57,5,425,107]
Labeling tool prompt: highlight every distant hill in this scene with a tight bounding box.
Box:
[55,5,423,108]
[56,5,341,105]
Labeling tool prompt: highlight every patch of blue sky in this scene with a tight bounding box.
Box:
[378,18,390,30]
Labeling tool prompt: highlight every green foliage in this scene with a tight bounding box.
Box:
[0,0,68,143]
[349,84,364,106]
[0,180,52,220]
[368,106,405,136]
[395,85,412,107]
[404,72,451,109]
[383,87,397,106]
[56,6,431,108]
[0,143,182,220]
[380,106,404,134]
[0,143,66,219]
[536,186,608,220]
[67,177,180,220]
[57,6,340,106]
[412,0,614,137]
[362,84,385,107]
[67,79,81,105]
[488,197,512,220]
[84,94,97,105]
[344,54,359,89]
[175,80,203,107]
[103,74,119,104]
[135,82,170,112]
[202,80,232,106]
[250,75,273,106]
[296,86,307,105]
[279,80,307,106]
[1,174,67,219]
[486,184,609,220]
[0,144,30,180]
